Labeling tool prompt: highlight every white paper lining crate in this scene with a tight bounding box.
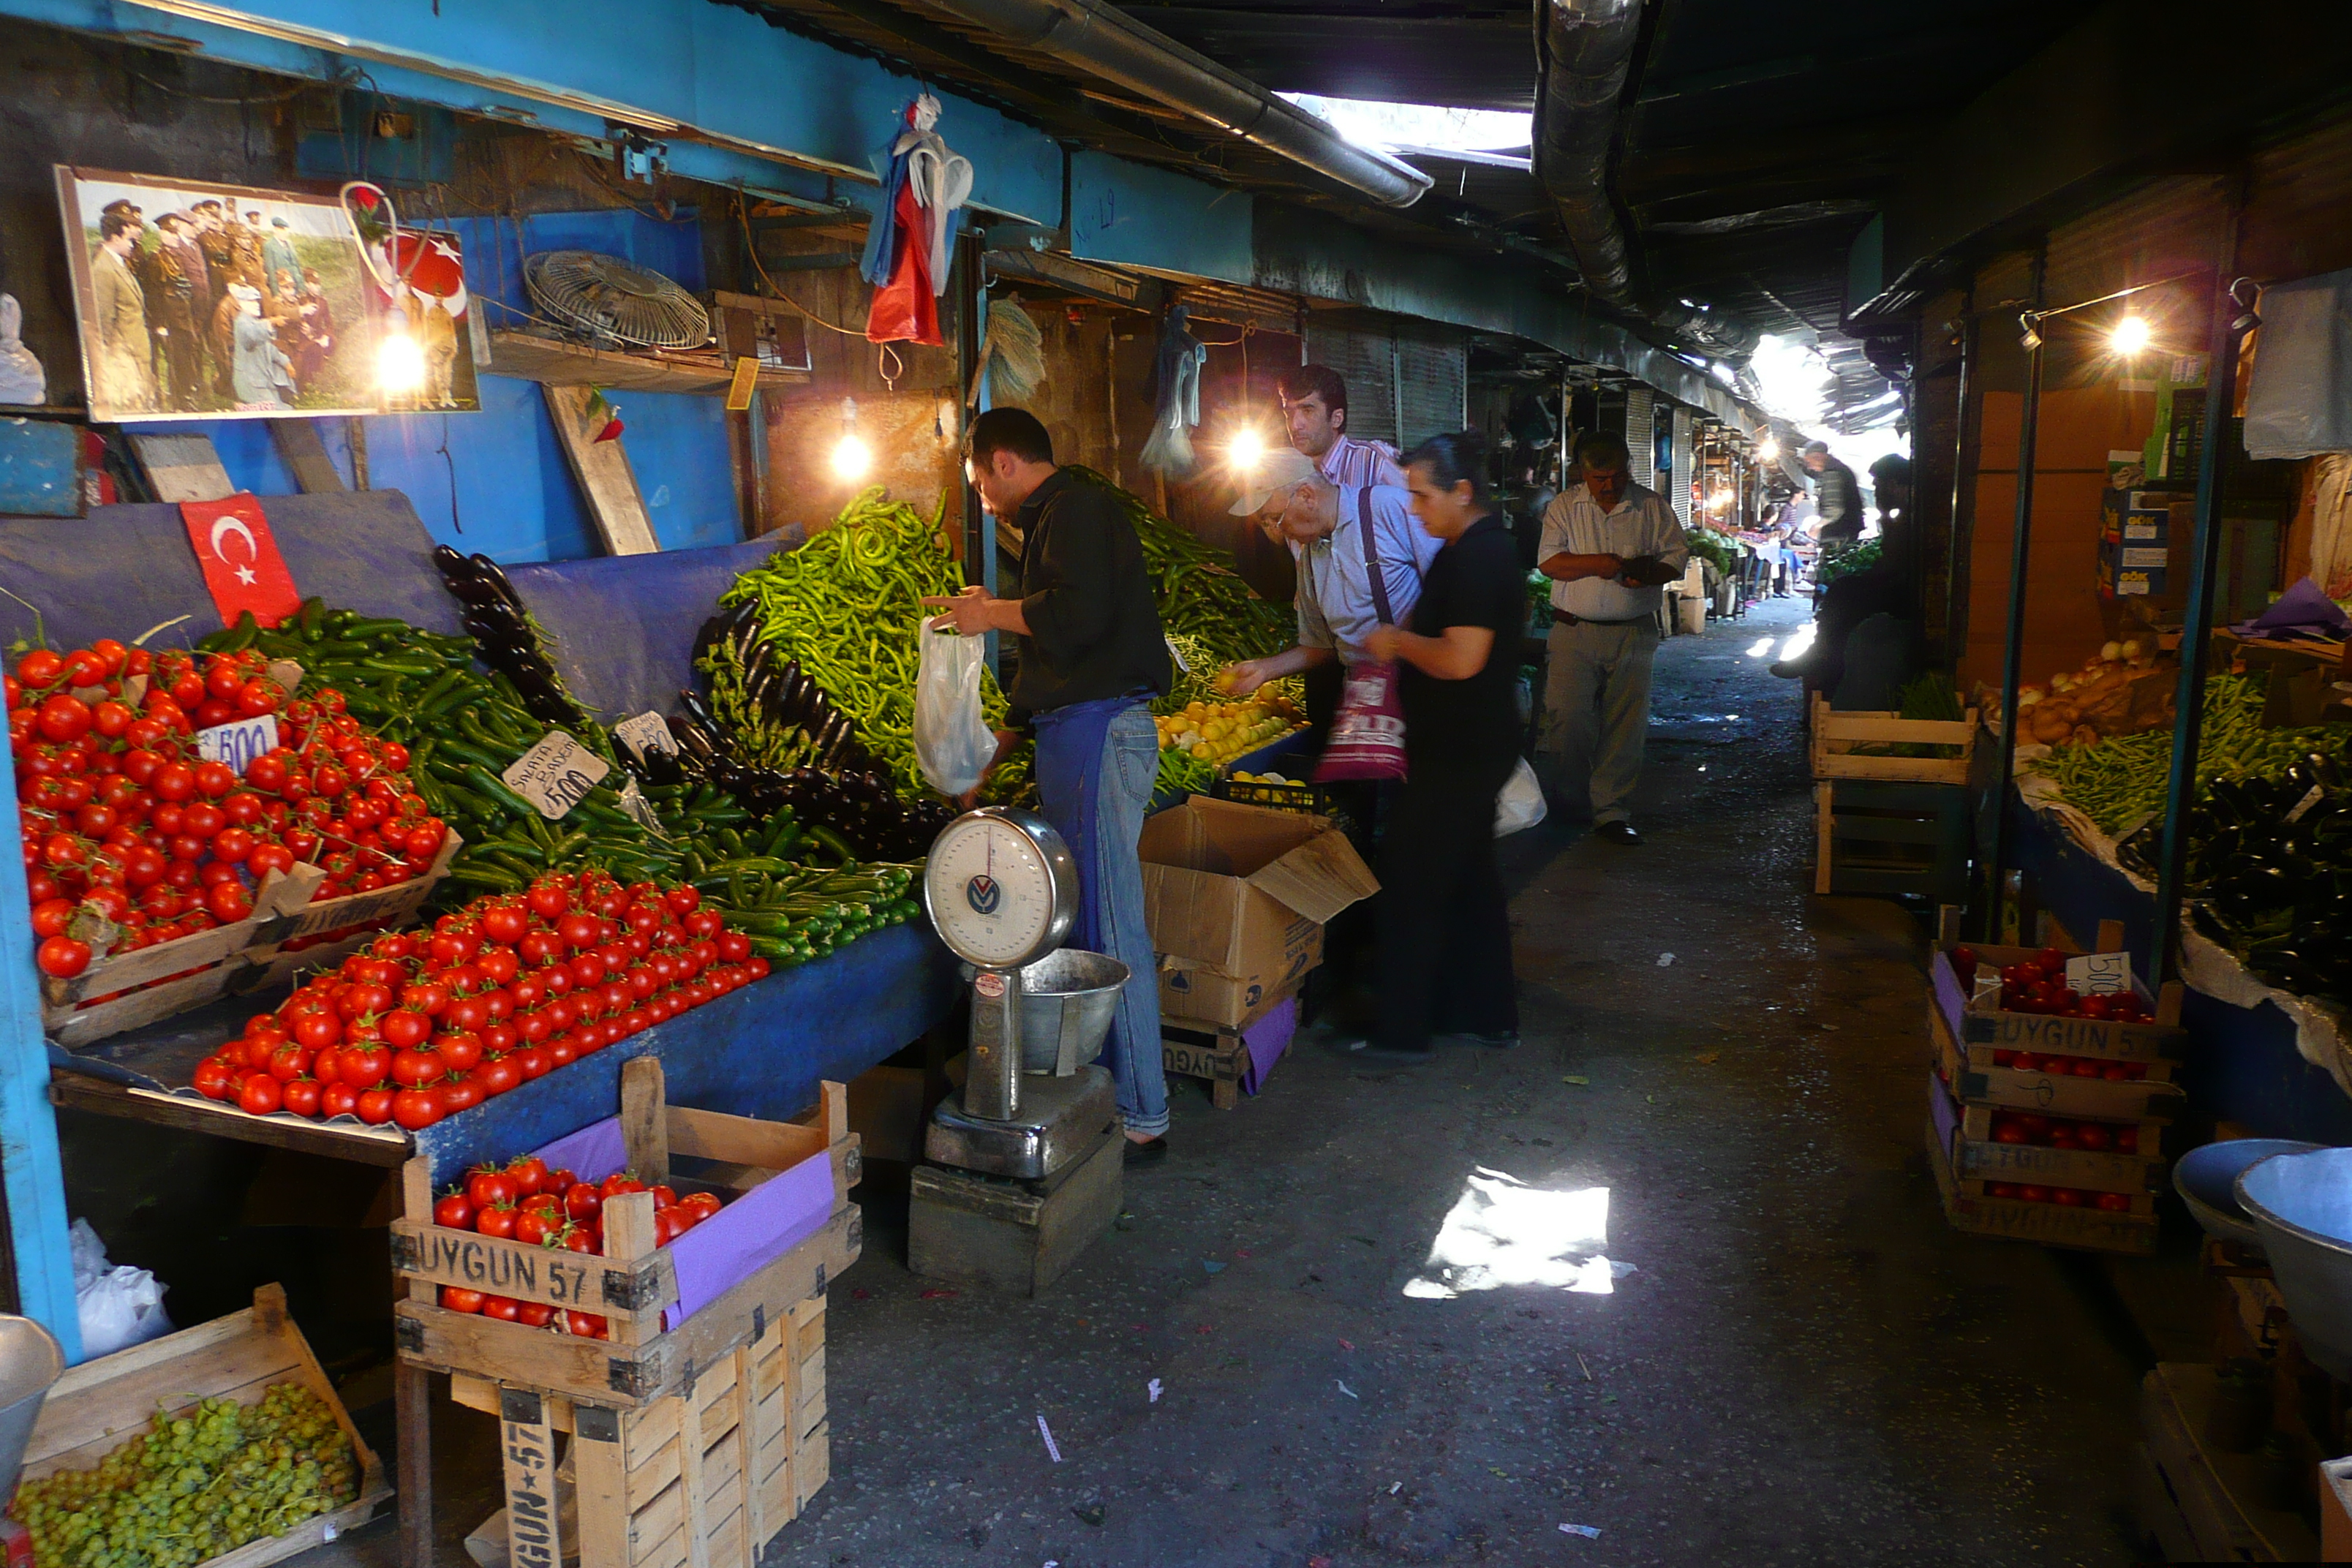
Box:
[445,1294,829,1568]
[1808,692,1978,785]
[19,1284,392,1568]
[43,829,462,1047]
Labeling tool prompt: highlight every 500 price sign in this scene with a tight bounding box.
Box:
[195,714,281,779]
[502,731,612,821]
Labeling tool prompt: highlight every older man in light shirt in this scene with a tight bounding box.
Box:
[1221,445,1438,702]
[1537,431,1686,844]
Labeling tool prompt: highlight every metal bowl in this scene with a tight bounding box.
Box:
[0,1316,62,1501]
[2236,1147,2352,1379]
[2175,1139,2320,1248]
[1017,949,1131,1076]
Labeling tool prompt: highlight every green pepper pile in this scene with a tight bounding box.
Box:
[700,859,921,966]
[2038,674,2351,835]
[708,489,1029,804]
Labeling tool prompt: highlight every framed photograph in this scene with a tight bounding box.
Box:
[55,166,389,423]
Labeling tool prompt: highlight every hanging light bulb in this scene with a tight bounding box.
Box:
[1757,437,1779,463]
[1229,426,1265,475]
[377,332,426,397]
[2110,314,2152,355]
[832,396,871,481]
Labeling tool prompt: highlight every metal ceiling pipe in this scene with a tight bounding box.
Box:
[911,0,1433,208]
[1533,0,1643,306]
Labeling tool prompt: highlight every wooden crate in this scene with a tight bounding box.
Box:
[392,1059,862,1402]
[445,1294,831,1568]
[1928,925,2187,1066]
[1928,1107,2159,1254]
[44,830,462,1047]
[1163,987,1297,1110]
[1809,692,1976,784]
[1813,777,1970,902]
[21,1284,391,1568]
[2138,1363,2319,1561]
[1928,999,2185,1121]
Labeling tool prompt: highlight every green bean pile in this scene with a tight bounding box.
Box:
[2039,674,2352,833]
[1061,465,1294,668]
[709,489,1029,803]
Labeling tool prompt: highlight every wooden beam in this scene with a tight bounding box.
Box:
[542,385,661,555]
[268,421,347,494]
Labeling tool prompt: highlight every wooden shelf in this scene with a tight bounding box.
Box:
[485,331,810,396]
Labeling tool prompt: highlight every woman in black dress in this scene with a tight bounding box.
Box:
[1357,431,1526,1064]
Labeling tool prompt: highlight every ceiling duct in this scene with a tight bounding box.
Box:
[910,0,1433,208]
[1532,0,1643,307]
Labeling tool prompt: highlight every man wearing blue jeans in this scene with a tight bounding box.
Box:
[924,408,1176,1164]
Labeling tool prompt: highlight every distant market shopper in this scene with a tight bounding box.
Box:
[1345,431,1524,1065]
[1803,440,1865,543]
[1280,363,1406,490]
[1772,454,1919,693]
[1535,432,1686,843]
[924,407,1175,1163]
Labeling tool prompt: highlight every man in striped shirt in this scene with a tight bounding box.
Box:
[1280,363,1406,491]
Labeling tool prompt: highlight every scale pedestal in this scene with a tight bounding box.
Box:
[925,1066,1117,1180]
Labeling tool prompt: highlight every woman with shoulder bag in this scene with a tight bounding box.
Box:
[1344,431,1526,1065]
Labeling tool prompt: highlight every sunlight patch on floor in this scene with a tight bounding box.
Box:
[1402,1169,1631,1299]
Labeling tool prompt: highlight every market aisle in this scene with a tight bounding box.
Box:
[723,596,2144,1568]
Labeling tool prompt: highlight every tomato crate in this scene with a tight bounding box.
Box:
[1929,1115,2160,1254]
[442,1290,827,1568]
[1931,1068,2165,1195]
[390,1058,862,1404]
[1928,915,2187,1065]
[42,830,462,1048]
[20,1284,392,1568]
[1928,999,2185,1122]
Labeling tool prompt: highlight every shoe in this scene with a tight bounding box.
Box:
[1469,1030,1519,1049]
[1123,1135,1168,1166]
[1767,660,1810,679]
[1594,821,1640,845]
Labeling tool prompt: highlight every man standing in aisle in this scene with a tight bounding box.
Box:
[924,408,1176,1166]
[1803,440,1865,543]
[1536,431,1685,844]
[1279,363,1406,490]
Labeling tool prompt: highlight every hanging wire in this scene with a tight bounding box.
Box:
[878,342,903,390]
[734,196,866,337]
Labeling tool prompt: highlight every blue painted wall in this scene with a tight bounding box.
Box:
[124,208,740,564]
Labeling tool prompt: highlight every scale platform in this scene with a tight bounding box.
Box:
[924,1066,1117,1180]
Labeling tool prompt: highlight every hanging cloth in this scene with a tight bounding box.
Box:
[864,94,970,346]
[1140,304,1206,477]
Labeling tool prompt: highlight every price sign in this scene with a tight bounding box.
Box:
[265,659,304,698]
[2064,951,2133,995]
[502,731,611,821]
[618,777,668,836]
[195,713,280,778]
[613,711,676,761]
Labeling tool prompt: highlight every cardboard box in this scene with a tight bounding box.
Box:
[1139,796,1378,1027]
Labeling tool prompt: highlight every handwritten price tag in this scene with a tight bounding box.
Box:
[195,714,280,778]
[502,731,611,821]
[613,710,676,761]
[2064,951,2133,995]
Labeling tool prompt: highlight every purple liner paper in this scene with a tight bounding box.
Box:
[532,1116,627,1183]
[663,1153,833,1330]
[1241,995,1298,1095]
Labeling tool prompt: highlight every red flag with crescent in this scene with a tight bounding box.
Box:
[179,494,302,628]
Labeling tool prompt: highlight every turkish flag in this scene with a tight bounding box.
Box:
[180,494,302,629]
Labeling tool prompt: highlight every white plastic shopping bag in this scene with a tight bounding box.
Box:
[914,623,995,798]
[1494,757,1548,837]
[70,1218,172,1358]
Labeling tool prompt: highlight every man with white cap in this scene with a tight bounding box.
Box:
[1218,446,1438,743]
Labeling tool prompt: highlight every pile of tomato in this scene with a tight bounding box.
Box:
[191,870,766,1129]
[1983,1109,2145,1155]
[1986,1049,2151,1081]
[425,1153,728,1338]
[12,638,447,987]
[1949,946,2155,1022]
[1980,1181,2139,1212]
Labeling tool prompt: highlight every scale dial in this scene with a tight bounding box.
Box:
[922,807,1077,970]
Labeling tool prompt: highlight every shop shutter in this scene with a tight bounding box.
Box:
[1303,320,1398,446]
[1624,385,1656,489]
[1395,323,1467,449]
[1669,407,1695,524]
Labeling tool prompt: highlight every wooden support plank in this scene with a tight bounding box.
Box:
[1814,780,1833,896]
[268,421,347,493]
[571,1403,630,1568]
[624,1056,671,1182]
[543,384,660,555]
[127,432,234,502]
[397,1362,434,1568]
[498,1387,564,1568]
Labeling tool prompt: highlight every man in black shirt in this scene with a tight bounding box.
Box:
[1803,441,1864,543]
[924,408,1175,1162]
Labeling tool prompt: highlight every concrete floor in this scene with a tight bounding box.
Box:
[325,598,2195,1567]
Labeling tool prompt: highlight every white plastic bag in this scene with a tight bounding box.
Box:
[914,624,995,798]
[70,1218,171,1358]
[1495,757,1548,837]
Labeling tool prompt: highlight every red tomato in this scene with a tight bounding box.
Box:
[514,1044,552,1079]
[192,1058,235,1100]
[679,1191,723,1222]
[2095,1192,2132,1212]
[515,1210,559,1247]
[36,936,91,978]
[652,1207,682,1246]
[391,1087,444,1130]
[515,1301,555,1327]
[508,1156,550,1196]
[480,902,528,945]
[322,1081,361,1119]
[439,1286,485,1313]
[600,1173,646,1199]
[527,882,570,920]
[467,1170,518,1210]
[434,1192,475,1229]
[663,886,701,916]
[439,1074,483,1113]
[380,1009,431,1049]
[238,1074,283,1115]
[281,1078,323,1118]
[340,1043,391,1089]
[565,1183,603,1223]
[478,1295,521,1322]
[391,1047,447,1088]
[477,1054,521,1096]
[475,1203,519,1240]
[563,1311,609,1340]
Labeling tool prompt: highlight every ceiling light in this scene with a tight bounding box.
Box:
[1229,427,1264,475]
[2110,315,2152,355]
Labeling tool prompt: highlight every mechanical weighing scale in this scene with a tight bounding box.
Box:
[909,807,1131,1294]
